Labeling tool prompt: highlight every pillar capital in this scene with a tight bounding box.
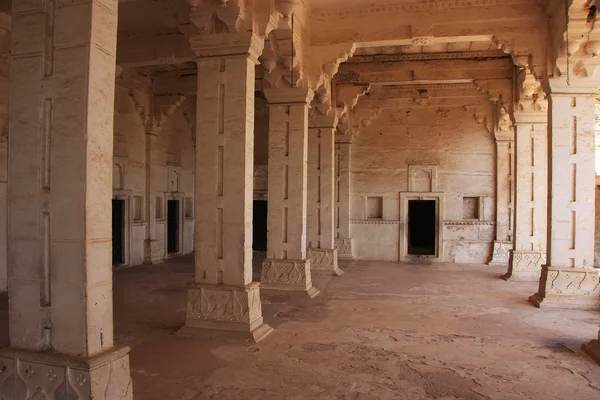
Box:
[543,77,600,97]
[264,87,314,105]
[513,110,547,125]
[308,114,338,129]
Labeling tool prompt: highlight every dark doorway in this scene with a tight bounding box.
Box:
[167,199,179,254]
[253,200,268,251]
[408,200,436,255]
[112,199,125,266]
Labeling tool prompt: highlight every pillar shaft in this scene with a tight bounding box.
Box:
[335,140,354,259]
[505,113,548,280]
[0,1,132,398]
[261,88,319,297]
[184,48,272,340]
[307,118,342,275]
[530,80,600,309]
[490,136,514,265]
[144,130,161,264]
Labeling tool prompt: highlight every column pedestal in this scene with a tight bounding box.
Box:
[308,247,343,276]
[261,258,320,298]
[583,329,600,364]
[489,241,513,266]
[335,237,354,260]
[529,266,600,309]
[503,250,545,281]
[182,282,273,342]
[0,346,132,399]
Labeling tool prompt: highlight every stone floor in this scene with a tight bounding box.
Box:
[2,257,600,399]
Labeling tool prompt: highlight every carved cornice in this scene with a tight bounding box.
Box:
[351,220,400,225]
[346,51,507,64]
[444,220,495,226]
[379,83,476,91]
[313,0,545,18]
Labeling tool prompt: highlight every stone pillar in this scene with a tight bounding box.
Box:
[489,130,514,266]
[0,2,133,398]
[307,116,343,275]
[335,137,354,259]
[530,79,600,309]
[505,111,548,280]
[261,88,319,298]
[144,128,162,264]
[183,36,273,341]
[0,13,8,293]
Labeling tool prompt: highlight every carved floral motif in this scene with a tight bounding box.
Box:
[186,284,261,324]
[547,269,600,296]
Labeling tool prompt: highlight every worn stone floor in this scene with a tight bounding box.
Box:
[2,257,600,399]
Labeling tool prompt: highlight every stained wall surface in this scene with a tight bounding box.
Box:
[351,106,496,263]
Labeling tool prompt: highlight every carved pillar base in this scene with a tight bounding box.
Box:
[529,266,600,310]
[183,282,273,342]
[143,239,163,264]
[583,330,600,365]
[503,250,545,281]
[308,248,343,276]
[261,259,320,298]
[0,345,132,399]
[335,237,354,260]
[488,241,512,266]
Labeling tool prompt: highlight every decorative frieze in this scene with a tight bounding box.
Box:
[346,51,505,64]
[308,248,343,276]
[0,346,132,399]
[444,220,495,226]
[261,259,320,298]
[503,250,545,281]
[488,241,513,266]
[335,237,354,260]
[530,266,600,310]
[314,0,545,18]
[351,220,400,225]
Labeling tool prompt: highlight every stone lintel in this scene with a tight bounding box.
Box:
[503,250,545,281]
[261,258,320,298]
[0,345,132,399]
[544,78,600,96]
[488,240,512,266]
[264,87,314,105]
[513,111,546,125]
[189,33,263,63]
[529,266,600,310]
[184,282,273,342]
[335,237,354,260]
[583,336,600,365]
[308,247,343,276]
[308,114,338,129]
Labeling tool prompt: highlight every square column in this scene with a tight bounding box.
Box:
[307,116,342,276]
[490,134,514,265]
[0,1,132,398]
[144,129,162,264]
[335,138,354,259]
[261,88,319,297]
[183,41,273,341]
[530,80,600,309]
[505,112,548,280]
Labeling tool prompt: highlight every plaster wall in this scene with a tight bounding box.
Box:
[351,106,496,263]
[113,81,195,267]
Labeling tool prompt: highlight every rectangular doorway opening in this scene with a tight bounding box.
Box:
[112,199,125,266]
[253,200,268,251]
[408,200,436,255]
[167,199,180,254]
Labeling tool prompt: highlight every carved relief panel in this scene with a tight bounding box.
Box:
[408,165,438,192]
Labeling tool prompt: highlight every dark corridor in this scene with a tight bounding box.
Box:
[112,199,125,266]
[167,200,179,254]
[253,200,268,251]
[408,200,436,255]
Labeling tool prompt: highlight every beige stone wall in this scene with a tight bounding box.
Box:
[595,184,600,267]
[351,105,496,263]
[113,80,195,267]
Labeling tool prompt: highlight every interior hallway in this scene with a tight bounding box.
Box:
[2,257,599,400]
